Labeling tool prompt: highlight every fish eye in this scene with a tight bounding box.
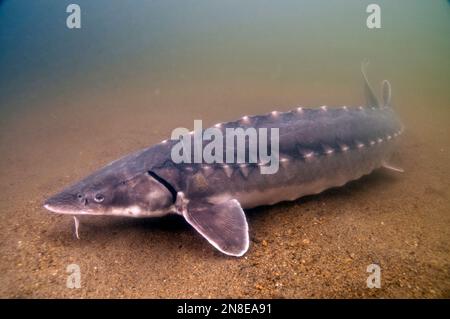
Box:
[77,193,83,199]
[94,194,105,203]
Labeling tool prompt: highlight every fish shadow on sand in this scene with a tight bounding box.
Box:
[46,214,189,243]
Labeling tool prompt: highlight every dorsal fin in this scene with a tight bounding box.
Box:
[361,59,380,108]
[382,80,392,107]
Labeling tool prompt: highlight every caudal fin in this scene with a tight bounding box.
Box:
[361,60,392,108]
[361,59,380,108]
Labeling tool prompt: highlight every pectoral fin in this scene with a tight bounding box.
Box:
[179,197,249,257]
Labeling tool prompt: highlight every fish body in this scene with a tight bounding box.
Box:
[44,63,403,256]
[155,105,402,209]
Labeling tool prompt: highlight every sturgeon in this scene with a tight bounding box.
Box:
[44,63,404,256]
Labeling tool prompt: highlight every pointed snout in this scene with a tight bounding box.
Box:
[43,195,67,214]
[43,199,64,214]
[43,191,80,215]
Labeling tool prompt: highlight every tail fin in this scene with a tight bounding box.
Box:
[361,60,392,108]
[361,59,380,108]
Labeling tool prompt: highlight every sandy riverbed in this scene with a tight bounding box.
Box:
[0,90,449,298]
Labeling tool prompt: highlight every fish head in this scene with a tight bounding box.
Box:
[44,169,175,217]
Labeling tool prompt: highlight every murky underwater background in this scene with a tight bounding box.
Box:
[0,0,449,297]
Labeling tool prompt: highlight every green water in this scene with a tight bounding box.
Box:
[1,1,449,118]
